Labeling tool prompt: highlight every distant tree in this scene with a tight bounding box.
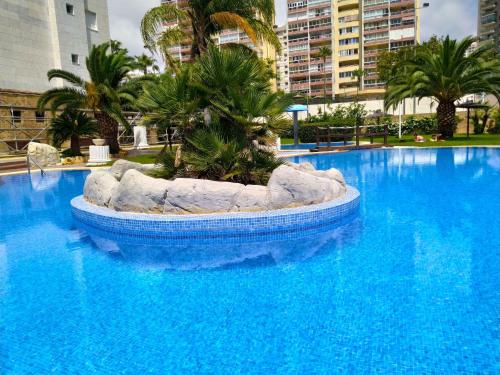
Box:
[351,69,367,101]
[318,46,332,113]
[134,54,160,75]
[376,36,443,84]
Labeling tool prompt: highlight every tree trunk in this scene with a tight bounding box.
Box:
[323,57,327,114]
[95,112,120,154]
[436,101,456,138]
[70,134,81,155]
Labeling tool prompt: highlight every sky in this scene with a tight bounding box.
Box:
[108,0,478,58]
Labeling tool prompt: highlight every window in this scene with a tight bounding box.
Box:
[35,111,45,123]
[66,3,74,15]
[71,54,80,65]
[85,10,98,31]
[11,110,21,123]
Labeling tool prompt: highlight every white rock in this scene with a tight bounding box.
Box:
[290,162,315,172]
[166,178,245,214]
[268,165,343,208]
[83,171,119,207]
[27,142,60,167]
[231,185,270,212]
[289,162,347,191]
[109,159,155,181]
[109,169,170,213]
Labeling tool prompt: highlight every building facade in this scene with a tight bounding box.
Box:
[0,0,110,93]
[478,0,500,51]
[275,26,290,92]
[286,0,420,100]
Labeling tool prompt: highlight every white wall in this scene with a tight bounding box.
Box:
[296,96,477,121]
[0,0,110,93]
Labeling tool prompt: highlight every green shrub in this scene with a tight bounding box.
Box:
[488,108,500,134]
[61,148,83,157]
[387,116,437,136]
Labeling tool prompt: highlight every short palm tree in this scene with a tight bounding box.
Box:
[134,54,160,75]
[48,109,99,156]
[318,46,332,113]
[37,43,135,153]
[194,46,293,141]
[140,0,279,67]
[385,36,500,138]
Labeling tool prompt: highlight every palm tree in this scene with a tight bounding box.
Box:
[48,109,99,155]
[385,36,500,138]
[140,0,280,67]
[318,46,332,114]
[351,69,366,101]
[194,46,293,141]
[37,43,135,154]
[134,54,160,75]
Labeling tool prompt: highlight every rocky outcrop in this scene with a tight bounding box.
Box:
[27,142,60,167]
[82,159,348,215]
[109,159,156,180]
[268,165,341,208]
[165,178,245,214]
[231,185,270,212]
[83,171,119,207]
[289,162,347,193]
[109,169,171,214]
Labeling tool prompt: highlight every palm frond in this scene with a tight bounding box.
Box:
[141,5,188,50]
[211,12,258,45]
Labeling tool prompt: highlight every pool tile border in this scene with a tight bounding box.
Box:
[71,186,360,240]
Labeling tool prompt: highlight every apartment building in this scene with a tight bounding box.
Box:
[275,26,290,92]
[478,0,500,51]
[286,0,420,100]
[0,0,110,93]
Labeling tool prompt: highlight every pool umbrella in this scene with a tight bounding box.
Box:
[286,104,308,147]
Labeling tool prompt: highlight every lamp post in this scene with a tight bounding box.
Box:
[412,2,430,115]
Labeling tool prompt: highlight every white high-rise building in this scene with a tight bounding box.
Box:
[0,0,111,93]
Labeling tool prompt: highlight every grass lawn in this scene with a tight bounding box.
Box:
[125,153,160,164]
[281,134,500,148]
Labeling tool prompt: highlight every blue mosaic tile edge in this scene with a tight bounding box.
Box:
[71,186,360,239]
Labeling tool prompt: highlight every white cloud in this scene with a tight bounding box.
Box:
[108,0,158,57]
[420,0,477,40]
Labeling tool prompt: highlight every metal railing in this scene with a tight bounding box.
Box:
[26,154,46,176]
[315,123,389,148]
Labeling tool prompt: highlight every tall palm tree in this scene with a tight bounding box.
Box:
[134,54,160,75]
[385,36,500,138]
[140,0,280,67]
[48,109,99,155]
[318,46,332,114]
[37,43,135,154]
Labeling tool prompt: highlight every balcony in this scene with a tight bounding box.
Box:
[338,0,359,11]
[309,34,332,44]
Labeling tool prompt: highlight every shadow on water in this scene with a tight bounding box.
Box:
[74,214,362,271]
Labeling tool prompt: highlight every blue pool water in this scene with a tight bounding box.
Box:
[0,147,499,374]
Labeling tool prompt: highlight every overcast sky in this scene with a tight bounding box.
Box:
[108,0,478,57]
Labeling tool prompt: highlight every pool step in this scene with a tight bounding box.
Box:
[0,159,28,173]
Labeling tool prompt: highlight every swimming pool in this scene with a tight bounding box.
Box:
[0,147,498,374]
